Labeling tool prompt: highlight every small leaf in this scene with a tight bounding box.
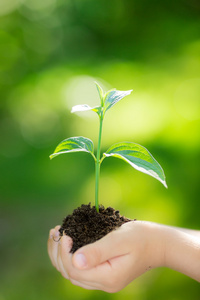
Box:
[95,82,104,105]
[71,104,101,115]
[103,89,132,114]
[49,136,96,160]
[103,142,167,188]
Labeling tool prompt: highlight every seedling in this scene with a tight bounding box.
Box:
[50,82,167,212]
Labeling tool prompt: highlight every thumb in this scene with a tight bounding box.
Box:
[72,227,128,270]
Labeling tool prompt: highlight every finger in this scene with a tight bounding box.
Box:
[57,235,73,279]
[49,228,54,239]
[47,228,57,267]
[72,223,132,269]
[59,234,130,291]
[48,226,61,270]
[59,235,105,287]
[67,258,114,286]
[69,278,98,290]
[47,228,54,260]
[57,242,69,279]
[62,257,128,292]
[74,254,133,293]
[59,234,73,273]
[54,225,61,241]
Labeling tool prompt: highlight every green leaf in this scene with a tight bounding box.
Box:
[95,82,104,105]
[49,136,96,160]
[103,89,132,114]
[71,104,101,115]
[103,142,167,188]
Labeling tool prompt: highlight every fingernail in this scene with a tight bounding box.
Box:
[75,253,87,269]
[49,229,54,238]
[55,230,60,238]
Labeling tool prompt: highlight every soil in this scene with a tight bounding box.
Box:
[59,203,132,253]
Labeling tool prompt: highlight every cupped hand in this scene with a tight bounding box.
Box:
[47,221,163,293]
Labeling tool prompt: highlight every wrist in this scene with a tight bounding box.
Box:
[161,226,200,281]
[142,221,166,269]
[127,221,166,269]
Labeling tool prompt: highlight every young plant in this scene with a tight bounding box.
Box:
[50,82,167,212]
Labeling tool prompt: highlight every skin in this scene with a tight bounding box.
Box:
[47,221,200,293]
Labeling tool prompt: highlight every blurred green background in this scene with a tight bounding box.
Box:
[0,0,200,299]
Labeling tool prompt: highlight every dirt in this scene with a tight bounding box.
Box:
[59,203,132,253]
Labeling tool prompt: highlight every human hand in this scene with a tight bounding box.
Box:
[47,221,164,292]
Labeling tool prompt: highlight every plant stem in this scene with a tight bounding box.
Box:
[95,110,103,212]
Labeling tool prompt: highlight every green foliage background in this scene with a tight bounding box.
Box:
[0,0,200,299]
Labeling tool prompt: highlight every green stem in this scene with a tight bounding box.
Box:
[95,111,104,212]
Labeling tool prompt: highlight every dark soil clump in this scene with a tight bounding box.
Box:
[59,203,132,253]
